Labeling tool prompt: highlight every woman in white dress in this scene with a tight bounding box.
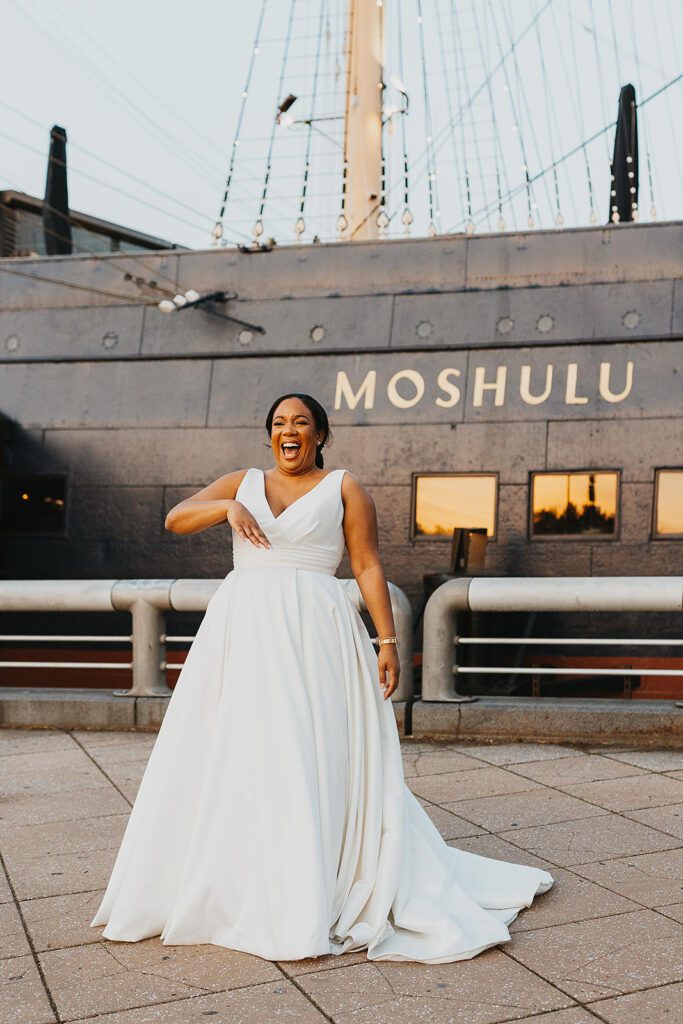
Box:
[91,392,553,963]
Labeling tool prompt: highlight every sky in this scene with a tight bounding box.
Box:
[1,0,681,250]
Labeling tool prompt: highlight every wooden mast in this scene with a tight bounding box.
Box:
[341,0,384,241]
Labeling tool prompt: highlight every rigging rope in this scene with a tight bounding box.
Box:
[295,0,327,240]
[214,0,269,243]
[416,0,439,235]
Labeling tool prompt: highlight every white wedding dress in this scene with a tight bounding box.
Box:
[91,466,553,962]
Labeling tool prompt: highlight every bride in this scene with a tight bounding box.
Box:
[91,392,553,963]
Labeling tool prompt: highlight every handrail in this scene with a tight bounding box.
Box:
[422,576,683,703]
[0,577,413,702]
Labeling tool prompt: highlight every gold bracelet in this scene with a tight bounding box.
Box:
[378,636,398,646]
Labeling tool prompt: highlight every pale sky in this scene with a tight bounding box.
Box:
[1,0,681,250]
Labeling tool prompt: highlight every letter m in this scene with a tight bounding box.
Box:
[335,370,377,410]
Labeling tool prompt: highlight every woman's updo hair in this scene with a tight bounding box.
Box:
[265,393,333,468]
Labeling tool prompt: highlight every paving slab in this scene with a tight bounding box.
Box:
[417,800,487,841]
[600,749,683,772]
[297,952,575,1024]
[6,845,123,901]
[0,786,131,827]
[38,938,280,1021]
[622,802,683,840]
[497,813,681,867]
[409,765,543,805]
[70,730,156,751]
[443,788,604,832]
[586,981,683,1023]
[570,848,683,910]
[504,755,648,787]
[0,730,77,757]
[1,766,111,799]
[506,868,640,932]
[73,977,328,1023]
[21,890,106,952]
[1,813,127,861]
[558,774,683,813]
[507,909,683,1002]
[447,833,555,871]
[0,953,55,1024]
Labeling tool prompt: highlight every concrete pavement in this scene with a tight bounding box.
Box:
[2,728,683,1023]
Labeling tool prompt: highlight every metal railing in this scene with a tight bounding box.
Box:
[422,576,683,703]
[0,577,413,702]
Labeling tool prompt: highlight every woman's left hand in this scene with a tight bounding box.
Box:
[378,645,400,700]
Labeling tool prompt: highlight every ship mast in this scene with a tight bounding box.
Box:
[341,0,385,241]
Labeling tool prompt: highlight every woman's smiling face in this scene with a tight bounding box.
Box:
[270,397,323,472]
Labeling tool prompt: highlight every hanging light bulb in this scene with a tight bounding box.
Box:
[465,220,475,236]
[650,204,657,219]
[377,208,389,237]
[212,222,223,242]
[185,290,201,303]
[555,211,565,227]
[173,294,188,308]
[294,216,306,239]
[336,213,348,235]
[158,299,176,314]
[253,219,264,239]
[497,215,506,232]
[401,207,413,235]
[428,221,438,237]
[589,210,598,225]
[527,215,535,229]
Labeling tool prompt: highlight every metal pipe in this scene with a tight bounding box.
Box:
[456,667,683,676]
[456,637,683,646]
[0,635,132,642]
[0,661,132,670]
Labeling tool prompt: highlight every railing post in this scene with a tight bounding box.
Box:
[112,580,172,697]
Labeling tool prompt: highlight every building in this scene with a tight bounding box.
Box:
[0,190,184,258]
[0,221,681,693]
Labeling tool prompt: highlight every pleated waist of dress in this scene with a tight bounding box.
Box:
[232,544,339,576]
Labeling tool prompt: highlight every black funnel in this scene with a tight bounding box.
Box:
[608,84,639,223]
[43,125,72,255]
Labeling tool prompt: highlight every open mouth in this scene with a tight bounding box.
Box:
[281,442,301,460]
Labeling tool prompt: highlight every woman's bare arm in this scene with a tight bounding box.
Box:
[342,472,400,698]
[165,469,271,553]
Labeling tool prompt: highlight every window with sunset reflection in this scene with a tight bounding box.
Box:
[531,472,617,538]
[413,475,497,539]
[654,470,683,537]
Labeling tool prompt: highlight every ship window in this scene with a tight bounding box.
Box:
[413,474,497,540]
[653,469,683,538]
[0,475,67,534]
[530,471,618,539]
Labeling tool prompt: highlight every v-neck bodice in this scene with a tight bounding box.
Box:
[231,467,347,576]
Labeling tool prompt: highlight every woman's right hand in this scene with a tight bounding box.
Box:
[226,500,272,549]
